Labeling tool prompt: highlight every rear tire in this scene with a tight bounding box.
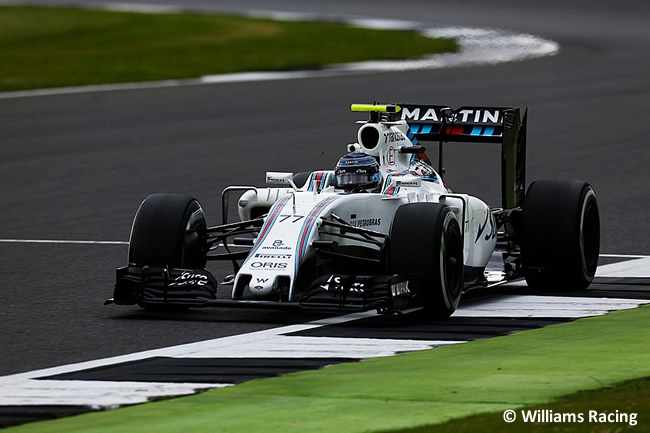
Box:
[128,193,209,310]
[389,203,464,318]
[521,180,600,290]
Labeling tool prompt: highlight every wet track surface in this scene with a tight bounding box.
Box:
[1,0,649,408]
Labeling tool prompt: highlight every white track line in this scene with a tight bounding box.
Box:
[599,253,649,259]
[0,380,225,408]
[183,336,462,359]
[0,239,128,245]
[102,2,183,14]
[0,5,558,99]
[0,311,378,384]
[596,257,650,278]
[0,311,379,406]
[455,295,646,318]
[1,238,647,260]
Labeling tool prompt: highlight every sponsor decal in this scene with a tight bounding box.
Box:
[395,178,421,188]
[391,280,411,296]
[265,172,292,184]
[384,131,405,143]
[475,213,497,243]
[255,253,292,259]
[350,218,382,228]
[402,107,441,122]
[475,213,489,243]
[250,262,288,270]
[261,239,292,250]
[486,214,497,241]
[401,107,502,125]
[256,278,269,284]
[319,275,365,293]
[169,271,208,287]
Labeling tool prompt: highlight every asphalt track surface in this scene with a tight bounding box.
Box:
[1,0,649,379]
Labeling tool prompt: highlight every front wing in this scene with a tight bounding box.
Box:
[107,265,418,313]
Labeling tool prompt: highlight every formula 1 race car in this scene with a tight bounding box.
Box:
[107,103,600,318]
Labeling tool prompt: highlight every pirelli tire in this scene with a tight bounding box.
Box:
[521,179,600,291]
[389,203,464,318]
[128,193,210,309]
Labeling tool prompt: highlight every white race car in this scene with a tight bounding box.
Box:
[107,103,600,318]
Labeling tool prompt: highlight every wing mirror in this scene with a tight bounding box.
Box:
[266,172,298,190]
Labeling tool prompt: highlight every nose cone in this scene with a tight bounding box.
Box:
[248,273,277,297]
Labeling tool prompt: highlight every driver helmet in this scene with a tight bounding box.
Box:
[334,153,381,192]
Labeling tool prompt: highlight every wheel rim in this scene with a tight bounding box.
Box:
[182,204,207,268]
[580,190,600,277]
[440,214,463,308]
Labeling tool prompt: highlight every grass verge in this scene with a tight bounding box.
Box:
[391,377,649,433]
[6,304,650,433]
[0,5,457,92]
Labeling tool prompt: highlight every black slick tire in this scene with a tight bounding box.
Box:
[521,180,600,290]
[129,193,207,269]
[128,193,209,310]
[389,203,464,318]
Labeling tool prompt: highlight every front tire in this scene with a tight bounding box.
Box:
[129,193,208,268]
[128,193,209,310]
[389,203,464,318]
[521,180,600,290]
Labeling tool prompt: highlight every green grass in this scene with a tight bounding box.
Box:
[6,304,650,433]
[0,5,458,92]
[391,377,650,433]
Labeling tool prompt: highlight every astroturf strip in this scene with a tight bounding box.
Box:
[0,5,457,92]
[6,304,650,433]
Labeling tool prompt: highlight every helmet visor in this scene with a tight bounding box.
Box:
[337,172,371,187]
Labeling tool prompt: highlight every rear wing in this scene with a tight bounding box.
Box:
[352,103,528,210]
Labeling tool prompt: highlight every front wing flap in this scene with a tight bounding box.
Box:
[109,265,218,307]
[108,266,417,313]
[301,274,416,312]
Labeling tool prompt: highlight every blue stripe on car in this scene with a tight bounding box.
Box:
[294,196,340,274]
[241,194,292,266]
